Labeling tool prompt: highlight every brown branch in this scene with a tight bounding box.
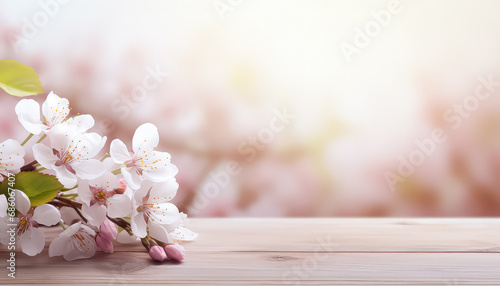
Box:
[53,196,87,223]
[106,215,134,236]
[20,160,38,172]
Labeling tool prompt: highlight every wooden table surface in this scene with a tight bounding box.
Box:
[3,218,500,285]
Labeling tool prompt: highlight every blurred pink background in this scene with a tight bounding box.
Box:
[2,0,500,217]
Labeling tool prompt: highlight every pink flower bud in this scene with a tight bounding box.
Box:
[119,178,127,187]
[115,178,128,194]
[149,245,167,262]
[96,233,114,253]
[164,243,185,261]
[99,219,118,241]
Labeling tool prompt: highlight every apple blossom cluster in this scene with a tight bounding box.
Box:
[0,92,197,261]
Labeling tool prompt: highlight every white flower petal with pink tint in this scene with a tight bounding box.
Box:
[109,139,131,164]
[77,181,93,206]
[41,91,70,128]
[64,114,95,134]
[103,157,120,172]
[120,167,142,189]
[163,212,198,242]
[71,159,107,180]
[0,139,25,180]
[15,189,30,215]
[0,195,7,218]
[148,221,172,243]
[53,165,78,189]
[107,194,132,218]
[170,225,198,241]
[0,195,7,245]
[31,204,61,226]
[81,204,107,226]
[132,123,159,154]
[59,206,81,225]
[33,125,106,188]
[48,235,70,257]
[110,123,178,190]
[20,227,45,256]
[117,230,139,244]
[15,99,46,135]
[32,143,58,167]
[131,212,148,238]
[49,222,97,261]
[141,154,179,182]
[0,222,9,245]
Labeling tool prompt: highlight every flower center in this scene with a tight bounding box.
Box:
[53,150,75,172]
[72,231,93,252]
[95,190,107,201]
[17,216,31,237]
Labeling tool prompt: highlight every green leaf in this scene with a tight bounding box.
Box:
[0,59,44,97]
[0,172,63,206]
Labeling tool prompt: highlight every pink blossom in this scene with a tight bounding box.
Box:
[96,219,118,253]
[149,245,167,262]
[100,219,118,240]
[96,233,114,253]
[164,243,185,261]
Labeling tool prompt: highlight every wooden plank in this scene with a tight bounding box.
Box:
[8,252,500,285]
[2,218,500,285]
[184,218,500,252]
[33,218,500,252]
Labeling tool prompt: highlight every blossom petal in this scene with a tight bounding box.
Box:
[15,99,45,135]
[117,230,139,244]
[0,139,25,170]
[110,139,131,164]
[149,180,178,203]
[79,133,107,158]
[81,204,107,227]
[103,157,120,172]
[0,216,9,245]
[59,224,97,261]
[46,126,69,153]
[59,206,81,225]
[121,167,141,190]
[59,221,82,237]
[89,172,119,190]
[81,224,97,237]
[0,139,25,157]
[15,190,30,215]
[63,239,96,261]
[32,143,58,168]
[148,221,172,243]
[72,159,105,180]
[142,161,178,183]
[77,181,93,206]
[170,226,198,241]
[131,212,147,238]
[133,180,154,202]
[53,165,78,188]
[132,123,159,154]
[149,203,179,225]
[32,204,60,226]
[49,236,71,257]
[20,227,45,256]
[107,194,131,218]
[41,91,70,128]
[0,195,7,217]
[65,114,95,134]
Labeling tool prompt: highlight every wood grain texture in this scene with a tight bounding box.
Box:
[2,218,500,285]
